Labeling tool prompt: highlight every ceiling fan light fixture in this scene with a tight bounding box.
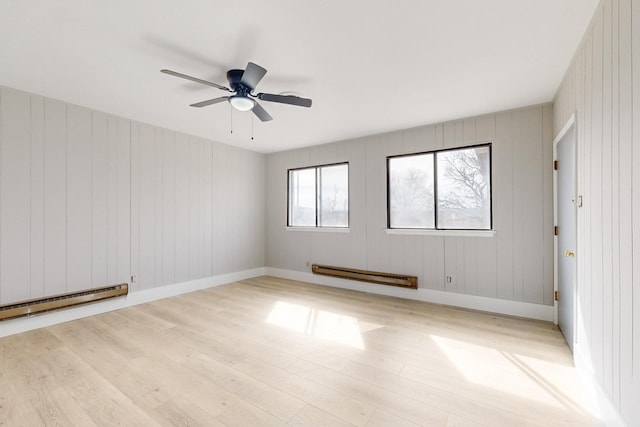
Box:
[161,62,312,123]
[229,95,255,111]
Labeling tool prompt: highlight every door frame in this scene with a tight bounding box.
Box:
[552,113,577,331]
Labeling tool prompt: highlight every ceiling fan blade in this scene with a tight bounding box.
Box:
[257,93,312,108]
[161,69,230,91]
[240,62,267,90]
[251,101,273,122]
[190,97,229,107]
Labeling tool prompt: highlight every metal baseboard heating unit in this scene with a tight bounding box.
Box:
[0,284,128,322]
[312,264,418,289]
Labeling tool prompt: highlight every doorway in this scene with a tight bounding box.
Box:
[554,120,577,351]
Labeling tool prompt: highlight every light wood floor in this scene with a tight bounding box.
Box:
[0,276,599,426]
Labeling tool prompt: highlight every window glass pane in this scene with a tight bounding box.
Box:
[318,164,349,227]
[288,168,316,226]
[388,154,435,228]
[436,146,491,229]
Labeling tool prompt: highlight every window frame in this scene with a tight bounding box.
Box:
[287,162,350,228]
[386,143,493,231]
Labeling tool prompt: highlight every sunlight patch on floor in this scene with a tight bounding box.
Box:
[431,334,593,415]
[266,301,381,349]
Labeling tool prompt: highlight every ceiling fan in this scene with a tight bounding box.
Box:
[161,62,312,122]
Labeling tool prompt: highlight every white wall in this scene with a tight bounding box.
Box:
[554,0,640,424]
[266,104,554,307]
[0,86,265,305]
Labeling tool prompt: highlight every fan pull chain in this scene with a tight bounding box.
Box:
[251,113,254,141]
[230,105,233,134]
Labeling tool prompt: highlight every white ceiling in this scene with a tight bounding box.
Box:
[1,0,599,153]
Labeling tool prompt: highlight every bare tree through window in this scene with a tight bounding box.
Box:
[387,145,491,230]
[288,163,349,228]
[437,146,491,229]
[388,154,434,228]
[319,164,349,227]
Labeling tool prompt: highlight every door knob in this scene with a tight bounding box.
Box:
[564,250,575,257]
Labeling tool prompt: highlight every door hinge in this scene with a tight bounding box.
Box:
[554,160,558,170]
[554,226,559,236]
[555,290,559,301]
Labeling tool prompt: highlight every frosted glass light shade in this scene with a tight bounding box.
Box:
[229,96,255,111]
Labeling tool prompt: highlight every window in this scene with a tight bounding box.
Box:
[387,144,491,230]
[288,163,349,228]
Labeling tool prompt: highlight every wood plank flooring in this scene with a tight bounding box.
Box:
[0,276,599,426]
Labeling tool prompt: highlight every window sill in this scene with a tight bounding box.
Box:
[385,228,495,237]
[286,227,350,233]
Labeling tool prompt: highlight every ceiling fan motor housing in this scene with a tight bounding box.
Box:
[227,69,250,95]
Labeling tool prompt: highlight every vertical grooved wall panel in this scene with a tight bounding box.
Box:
[266,104,553,306]
[30,96,45,299]
[189,137,200,278]
[0,86,265,305]
[495,112,514,301]
[475,115,497,299]
[610,0,621,407]
[137,123,158,290]
[66,105,92,292]
[0,89,31,303]
[553,0,639,423]
[590,9,605,385]
[617,0,634,416]
[91,112,109,289]
[116,118,130,284]
[129,122,140,292]
[106,116,118,286]
[541,104,554,306]
[174,133,190,283]
[511,111,524,301]
[521,108,543,304]
[631,0,640,403]
[43,99,67,297]
[601,0,614,398]
[161,129,175,286]
[201,139,214,277]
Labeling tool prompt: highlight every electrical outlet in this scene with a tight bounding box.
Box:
[130,275,137,283]
[445,275,454,287]
[306,260,310,267]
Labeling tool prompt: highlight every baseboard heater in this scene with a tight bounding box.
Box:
[0,284,128,322]
[312,264,418,289]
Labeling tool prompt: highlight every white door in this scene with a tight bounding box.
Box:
[556,126,576,351]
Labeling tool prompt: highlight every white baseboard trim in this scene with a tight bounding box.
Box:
[574,347,628,427]
[0,267,266,339]
[264,267,554,321]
